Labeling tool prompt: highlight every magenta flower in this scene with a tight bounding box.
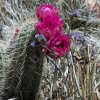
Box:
[35,4,58,21]
[43,15,63,33]
[34,21,51,40]
[34,4,71,60]
[34,21,43,33]
[34,19,63,40]
[43,34,71,60]
[35,4,64,40]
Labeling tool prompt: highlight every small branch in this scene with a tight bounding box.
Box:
[69,51,83,100]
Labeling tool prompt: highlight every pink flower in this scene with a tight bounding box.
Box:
[34,4,71,59]
[43,34,71,60]
[34,21,51,40]
[34,19,63,40]
[35,4,58,21]
[35,4,64,40]
[43,15,63,33]
[34,21,43,33]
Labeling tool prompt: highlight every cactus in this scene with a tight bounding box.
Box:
[0,0,100,100]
